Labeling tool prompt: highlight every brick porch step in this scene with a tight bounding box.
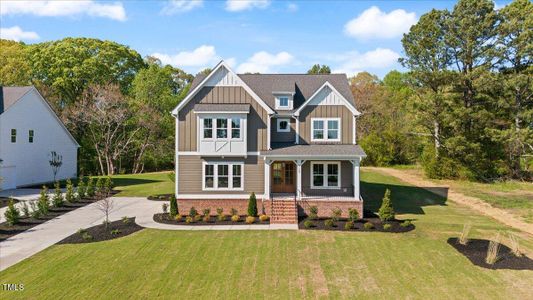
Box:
[270,199,298,224]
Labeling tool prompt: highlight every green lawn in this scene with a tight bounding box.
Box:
[1,170,532,299]
[110,172,174,197]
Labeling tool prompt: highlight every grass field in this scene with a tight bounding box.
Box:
[1,170,532,299]
[110,172,174,197]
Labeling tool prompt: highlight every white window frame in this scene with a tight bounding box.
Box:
[200,117,243,141]
[310,161,341,189]
[276,118,291,133]
[202,161,244,191]
[311,118,341,142]
[275,95,293,110]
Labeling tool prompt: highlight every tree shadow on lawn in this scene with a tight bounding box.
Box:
[361,181,448,215]
[111,178,162,188]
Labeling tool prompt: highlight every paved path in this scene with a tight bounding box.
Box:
[1,197,296,271]
[367,167,533,236]
[0,189,66,223]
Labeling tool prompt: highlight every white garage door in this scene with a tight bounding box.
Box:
[0,166,17,190]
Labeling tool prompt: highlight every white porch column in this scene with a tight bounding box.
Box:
[351,158,360,200]
[295,160,305,200]
[264,159,271,200]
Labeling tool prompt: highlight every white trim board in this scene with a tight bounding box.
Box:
[294,81,360,116]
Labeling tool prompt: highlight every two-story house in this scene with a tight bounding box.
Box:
[172,61,366,223]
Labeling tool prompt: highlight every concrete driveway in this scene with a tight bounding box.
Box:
[0,188,65,223]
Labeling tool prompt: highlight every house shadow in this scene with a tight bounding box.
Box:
[361,181,449,215]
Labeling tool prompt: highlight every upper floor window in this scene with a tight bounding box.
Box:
[275,95,293,110]
[216,118,228,139]
[203,119,213,139]
[11,129,16,143]
[231,118,241,139]
[29,130,34,143]
[311,118,340,142]
[201,117,242,141]
[203,162,243,190]
[277,118,290,132]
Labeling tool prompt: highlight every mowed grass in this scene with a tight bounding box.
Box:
[109,172,174,197]
[1,170,532,299]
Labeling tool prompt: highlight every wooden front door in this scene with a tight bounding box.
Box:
[271,161,296,193]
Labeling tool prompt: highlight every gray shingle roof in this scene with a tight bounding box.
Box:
[0,86,33,114]
[261,144,366,157]
[193,104,250,113]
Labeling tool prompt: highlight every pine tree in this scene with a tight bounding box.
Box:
[4,199,20,226]
[65,179,75,203]
[169,196,178,217]
[77,176,86,200]
[247,192,258,217]
[38,186,50,215]
[52,181,64,207]
[378,189,395,222]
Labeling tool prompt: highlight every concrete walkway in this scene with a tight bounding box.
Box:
[0,188,66,223]
[1,197,296,271]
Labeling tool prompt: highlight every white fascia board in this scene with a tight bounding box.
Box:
[293,81,361,116]
[171,60,274,116]
[260,154,367,160]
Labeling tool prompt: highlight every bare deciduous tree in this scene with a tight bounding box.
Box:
[96,197,114,229]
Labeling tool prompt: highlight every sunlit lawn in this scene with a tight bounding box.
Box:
[1,169,532,299]
[109,171,174,197]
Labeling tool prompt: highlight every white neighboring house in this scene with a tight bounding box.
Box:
[0,86,79,190]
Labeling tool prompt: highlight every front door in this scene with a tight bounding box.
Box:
[271,161,296,193]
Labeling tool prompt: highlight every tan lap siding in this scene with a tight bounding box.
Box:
[301,161,353,196]
[178,86,268,152]
[178,155,264,194]
[298,105,353,145]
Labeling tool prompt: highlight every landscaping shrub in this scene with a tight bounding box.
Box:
[383,223,392,231]
[259,214,269,222]
[459,222,472,245]
[111,229,121,235]
[203,208,211,217]
[203,215,210,222]
[162,203,168,214]
[21,202,30,218]
[82,232,93,240]
[324,219,335,228]
[77,228,87,235]
[194,215,202,222]
[189,206,198,217]
[104,177,113,195]
[248,192,258,217]
[77,176,86,199]
[122,216,130,224]
[400,220,412,228]
[216,208,226,221]
[231,215,240,222]
[52,181,64,207]
[175,215,182,222]
[508,233,521,257]
[348,208,359,222]
[378,189,395,222]
[303,220,313,228]
[331,208,342,222]
[486,233,501,265]
[344,221,355,230]
[364,222,374,230]
[38,186,50,215]
[169,196,178,217]
[86,178,95,197]
[309,206,318,220]
[246,216,255,224]
[230,208,238,216]
[185,216,193,224]
[4,199,20,226]
[65,179,75,203]
[95,177,104,196]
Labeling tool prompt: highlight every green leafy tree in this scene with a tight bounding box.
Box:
[169,196,178,217]
[38,186,50,215]
[0,39,32,85]
[307,64,331,74]
[247,192,258,217]
[52,181,64,207]
[65,179,75,203]
[378,189,395,222]
[4,199,20,226]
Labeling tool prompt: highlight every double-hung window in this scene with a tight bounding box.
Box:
[203,162,244,190]
[311,162,340,188]
[311,118,340,142]
[29,130,34,143]
[201,117,242,140]
[216,118,228,139]
[231,118,241,139]
[11,129,16,143]
[203,119,213,139]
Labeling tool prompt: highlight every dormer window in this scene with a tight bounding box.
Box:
[274,93,294,110]
[279,97,289,107]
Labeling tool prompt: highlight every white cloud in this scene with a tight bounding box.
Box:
[0,26,40,41]
[287,3,298,12]
[0,0,126,21]
[237,51,294,73]
[344,6,416,39]
[225,0,270,12]
[493,2,507,10]
[330,48,400,76]
[151,45,220,69]
[161,0,203,15]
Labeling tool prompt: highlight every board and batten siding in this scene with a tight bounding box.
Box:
[178,86,268,152]
[271,117,296,144]
[178,155,265,194]
[298,105,353,145]
[301,161,353,196]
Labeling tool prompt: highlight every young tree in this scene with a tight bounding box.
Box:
[52,181,64,207]
[48,151,63,182]
[4,199,20,226]
[77,176,86,200]
[38,186,50,215]
[247,192,258,217]
[378,189,395,222]
[169,196,178,217]
[96,197,114,229]
[65,179,75,203]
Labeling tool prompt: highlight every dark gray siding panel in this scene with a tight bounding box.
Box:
[301,160,353,196]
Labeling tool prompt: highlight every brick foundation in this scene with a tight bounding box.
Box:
[297,200,363,219]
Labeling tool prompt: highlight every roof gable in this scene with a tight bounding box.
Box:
[0,86,33,114]
[294,81,360,116]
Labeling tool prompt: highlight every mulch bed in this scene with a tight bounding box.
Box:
[447,238,533,270]
[298,217,415,233]
[0,197,107,242]
[147,194,173,201]
[58,217,144,244]
[153,213,270,226]
[0,197,19,208]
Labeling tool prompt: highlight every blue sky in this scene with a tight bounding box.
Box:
[0,0,510,78]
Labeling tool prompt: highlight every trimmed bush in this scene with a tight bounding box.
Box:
[331,208,342,222]
[309,206,318,220]
[82,232,93,240]
[111,229,121,235]
[104,177,113,195]
[4,199,20,226]
[348,208,359,222]
[383,223,392,231]
[77,176,86,199]
[95,177,104,196]
[38,186,50,215]
[378,189,395,222]
[344,221,355,230]
[52,181,64,207]
[246,216,255,224]
[259,214,269,222]
[303,220,313,228]
[203,215,210,222]
[324,219,335,228]
[231,215,240,222]
[364,222,374,230]
[194,214,202,222]
[189,206,198,217]
[247,192,258,217]
[175,215,183,222]
[203,208,211,217]
[216,208,225,221]
[86,177,95,197]
[169,196,178,217]
[162,203,168,214]
[400,220,412,228]
[185,216,193,224]
[65,179,75,203]
[230,208,238,216]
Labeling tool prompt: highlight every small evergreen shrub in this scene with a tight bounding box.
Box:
[21,202,30,218]
[231,215,240,222]
[378,189,395,222]
[383,223,392,231]
[246,216,255,224]
[216,208,225,221]
[4,199,20,226]
[344,221,355,230]
[348,208,359,222]
[86,178,95,197]
[77,176,86,199]
[324,219,335,228]
[185,216,193,224]
[175,215,183,222]
[247,192,258,217]
[259,214,269,222]
[230,208,238,216]
[65,179,75,203]
[309,206,318,220]
[122,216,130,224]
[400,220,412,228]
[38,186,50,215]
[52,181,64,207]
[194,214,202,222]
[95,177,104,196]
[82,232,93,240]
[104,176,113,195]
[331,208,342,222]
[111,229,121,235]
[203,208,211,217]
[162,203,168,214]
[77,228,87,235]
[303,220,314,228]
[363,222,374,230]
[189,206,198,217]
[169,196,178,217]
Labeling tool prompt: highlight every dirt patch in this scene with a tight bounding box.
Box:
[153,213,270,225]
[0,197,19,208]
[447,238,533,270]
[58,217,143,244]
[298,217,415,233]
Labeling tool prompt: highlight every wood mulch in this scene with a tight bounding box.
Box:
[447,237,533,270]
[298,217,415,233]
[58,217,143,244]
[153,213,270,226]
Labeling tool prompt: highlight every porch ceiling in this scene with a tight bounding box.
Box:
[261,144,366,158]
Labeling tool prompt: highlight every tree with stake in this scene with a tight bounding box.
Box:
[378,189,395,222]
[248,192,258,217]
[48,151,63,182]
